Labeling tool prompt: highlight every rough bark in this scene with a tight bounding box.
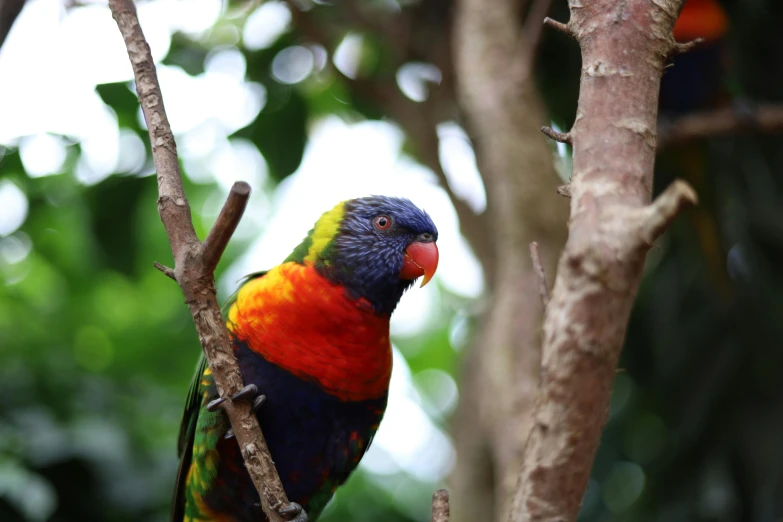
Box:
[451,0,569,520]
[108,2,289,521]
[507,1,697,521]
[432,489,451,522]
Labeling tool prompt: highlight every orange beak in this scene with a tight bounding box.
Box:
[399,241,439,287]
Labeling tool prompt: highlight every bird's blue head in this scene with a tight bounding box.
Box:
[286,196,439,315]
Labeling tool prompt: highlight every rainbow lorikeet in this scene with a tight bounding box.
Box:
[171,196,439,522]
[660,0,731,116]
[659,0,734,296]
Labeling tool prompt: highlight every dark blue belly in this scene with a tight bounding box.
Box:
[222,341,388,520]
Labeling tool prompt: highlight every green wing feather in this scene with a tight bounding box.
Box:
[177,356,208,457]
[171,355,208,522]
[170,271,267,522]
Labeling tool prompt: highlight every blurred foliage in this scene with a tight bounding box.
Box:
[3,0,783,521]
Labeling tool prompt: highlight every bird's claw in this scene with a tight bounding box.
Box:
[207,396,227,412]
[206,385,266,413]
[279,502,308,522]
[231,384,259,402]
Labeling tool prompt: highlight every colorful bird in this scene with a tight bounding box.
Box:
[660,0,731,116]
[658,0,734,298]
[171,196,439,522]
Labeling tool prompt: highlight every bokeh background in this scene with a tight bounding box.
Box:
[2,0,783,521]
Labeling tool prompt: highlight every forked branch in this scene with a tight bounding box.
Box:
[107,1,289,521]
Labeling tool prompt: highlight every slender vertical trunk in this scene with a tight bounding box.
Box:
[451,1,568,520]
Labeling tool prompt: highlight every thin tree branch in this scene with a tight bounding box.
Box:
[657,104,783,149]
[541,126,572,145]
[203,181,251,273]
[153,261,176,280]
[638,180,698,244]
[107,2,289,521]
[528,242,550,307]
[543,17,575,39]
[508,1,693,521]
[432,489,450,522]
[672,37,704,56]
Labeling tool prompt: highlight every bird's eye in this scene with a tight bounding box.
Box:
[374,215,391,230]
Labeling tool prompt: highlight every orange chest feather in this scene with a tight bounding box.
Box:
[226,263,392,402]
[674,0,728,43]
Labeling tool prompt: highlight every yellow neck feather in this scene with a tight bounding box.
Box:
[304,201,346,263]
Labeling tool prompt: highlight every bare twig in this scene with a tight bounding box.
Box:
[672,37,704,56]
[508,1,693,521]
[543,17,574,39]
[541,126,572,145]
[153,261,176,280]
[639,180,698,243]
[432,489,450,522]
[528,242,550,307]
[556,184,571,198]
[203,181,252,273]
[657,104,783,149]
[107,1,288,521]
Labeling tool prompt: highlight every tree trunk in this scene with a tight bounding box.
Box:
[507,2,697,520]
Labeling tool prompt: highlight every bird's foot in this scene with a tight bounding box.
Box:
[252,394,266,411]
[207,384,267,413]
[232,384,259,402]
[252,502,308,522]
[279,502,308,522]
